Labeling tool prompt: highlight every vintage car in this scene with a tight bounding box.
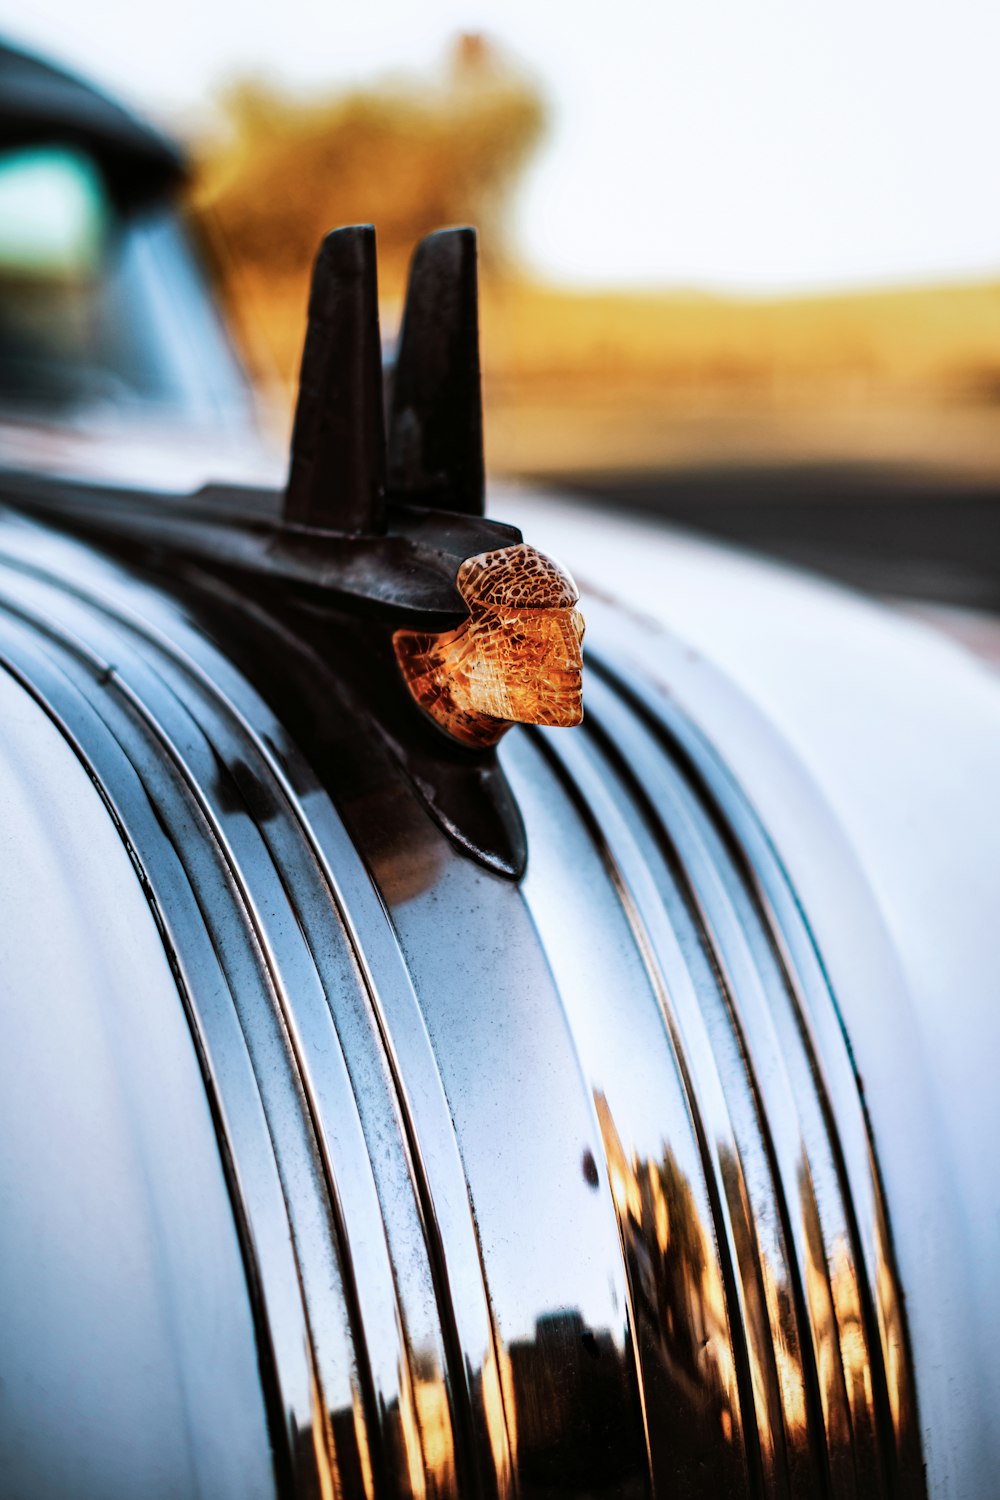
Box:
[2,36,999,1500]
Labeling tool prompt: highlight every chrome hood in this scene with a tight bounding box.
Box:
[0,484,997,1499]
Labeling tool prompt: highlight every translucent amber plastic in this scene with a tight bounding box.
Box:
[394,543,585,748]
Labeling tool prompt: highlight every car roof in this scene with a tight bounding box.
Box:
[0,36,185,204]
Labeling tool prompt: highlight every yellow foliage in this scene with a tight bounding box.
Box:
[193,34,545,295]
[185,36,1000,478]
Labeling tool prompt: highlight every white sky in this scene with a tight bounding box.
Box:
[3,0,1000,293]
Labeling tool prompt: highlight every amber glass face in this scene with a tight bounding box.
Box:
[393,543,586,748]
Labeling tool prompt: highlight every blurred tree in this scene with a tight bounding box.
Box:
[193,33,546,381]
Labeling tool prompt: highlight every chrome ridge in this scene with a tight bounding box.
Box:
[0,513,923,1499]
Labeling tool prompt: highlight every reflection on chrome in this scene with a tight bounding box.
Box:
[831,1233,874,1433]
[503,653,925,1495]
[397,1352,429,1500]
[310,1360,339,1500]
[596,1093,740,1444]
[478,1338,515,1500]
[0,503,926,1497]
[875,1199,915,1448]
[412,1362,456,1499]
[758,1242,808,1442]
[504,1311,635,1493]
[324,1313,641,1500]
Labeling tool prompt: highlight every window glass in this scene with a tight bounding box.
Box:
[0,144,251,427]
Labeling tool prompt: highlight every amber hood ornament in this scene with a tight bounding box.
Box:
[394,542,585,748]
[4,223,586,877]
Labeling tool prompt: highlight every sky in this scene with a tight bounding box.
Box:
[3,0,1000,294]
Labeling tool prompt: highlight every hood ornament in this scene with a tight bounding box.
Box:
[3,223,583,877]
[394,542,585,748]
[282,219,586,751]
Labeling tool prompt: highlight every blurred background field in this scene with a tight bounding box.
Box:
[7,0,1000,618]
[188,33,1000,485]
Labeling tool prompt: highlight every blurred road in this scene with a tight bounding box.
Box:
[549,464,1000,614]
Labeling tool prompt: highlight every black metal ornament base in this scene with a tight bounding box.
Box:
[1,225,533,876]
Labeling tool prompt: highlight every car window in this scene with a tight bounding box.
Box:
[0,143,252,428]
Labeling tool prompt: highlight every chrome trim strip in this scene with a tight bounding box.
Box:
[570,676,846,1496]
[0,511,924,1499]
[0,619,318,1498]
[0,565,381,1499]
[585,651,924,1496]
[508,729,761,1497]
[0,523,514,1500]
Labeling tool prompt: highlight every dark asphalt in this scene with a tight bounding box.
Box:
[545,464,1000,611]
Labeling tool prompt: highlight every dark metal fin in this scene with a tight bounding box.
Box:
[388,226,485,516]
[285,225,387,534]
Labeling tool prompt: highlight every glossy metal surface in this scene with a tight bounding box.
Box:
[0,521,448,1500]
[0,649,273,1499]
[0,496,946,1498]
[504,488,1000,1499]
[504,664,922,1498]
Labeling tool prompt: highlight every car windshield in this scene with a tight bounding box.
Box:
[0,144,253,429]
